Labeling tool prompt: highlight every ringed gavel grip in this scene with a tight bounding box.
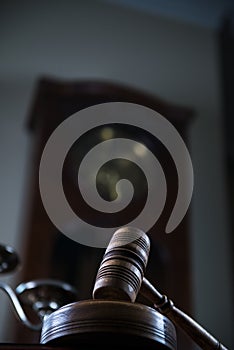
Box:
[140,278,228,350]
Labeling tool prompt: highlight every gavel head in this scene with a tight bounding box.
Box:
[92,226,150,302]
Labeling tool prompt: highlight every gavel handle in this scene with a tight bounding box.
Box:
[140,278,228,350]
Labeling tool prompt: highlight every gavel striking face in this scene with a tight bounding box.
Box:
[92,226,150,302]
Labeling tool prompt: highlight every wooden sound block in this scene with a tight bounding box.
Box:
[40,300,176,349]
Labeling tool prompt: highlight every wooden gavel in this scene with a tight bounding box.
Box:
[93,226,228,350]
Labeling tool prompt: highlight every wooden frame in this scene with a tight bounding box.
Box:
[9,77,194,349]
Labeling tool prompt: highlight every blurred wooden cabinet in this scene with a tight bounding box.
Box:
[10,77,194,349]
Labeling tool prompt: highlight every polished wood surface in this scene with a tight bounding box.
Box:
[0,345,110,350]
[0,346,67,350]
[40,300,176,349]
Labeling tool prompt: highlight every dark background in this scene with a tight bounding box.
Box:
[0,0,233,348]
